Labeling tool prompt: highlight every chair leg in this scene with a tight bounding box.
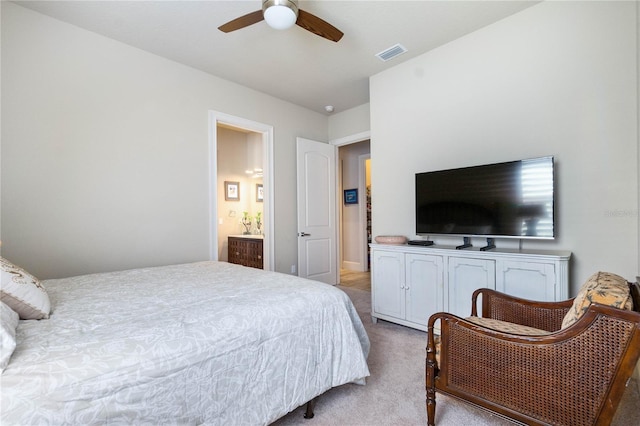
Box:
[426,386,436,426]
[426,344,437,425]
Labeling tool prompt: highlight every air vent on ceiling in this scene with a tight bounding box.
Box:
[375,44,408,62]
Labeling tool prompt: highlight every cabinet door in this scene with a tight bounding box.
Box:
[448,257,495,317]
[245,239,264,269]
[372,250,405,320]
[228,237,243,265]
[405,254,444,326]
[497,260,556,301]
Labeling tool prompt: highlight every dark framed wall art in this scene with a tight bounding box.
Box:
[344,188,358,205]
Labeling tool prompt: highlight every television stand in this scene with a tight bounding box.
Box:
[370,244,571,331]
[480,238,496,251]
[456,237,472,250]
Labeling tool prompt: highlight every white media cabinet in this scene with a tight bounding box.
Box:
[370,243,571,332]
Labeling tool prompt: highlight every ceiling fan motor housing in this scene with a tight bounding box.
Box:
[263,0,299,30]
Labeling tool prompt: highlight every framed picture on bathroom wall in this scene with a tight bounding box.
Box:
[225,181,239,201]
[256,184,264,202]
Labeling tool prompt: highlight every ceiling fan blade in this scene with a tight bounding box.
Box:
[296,9,343,42]
[218,10,264,33]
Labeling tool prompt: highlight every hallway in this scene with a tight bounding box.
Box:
[339,269,370,291]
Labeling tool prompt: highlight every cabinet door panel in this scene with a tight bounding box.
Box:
[405,254,443,326]
[372,251,405,319]
[497,261,555,301]
[228,238,242,265]
[448,257,495,317]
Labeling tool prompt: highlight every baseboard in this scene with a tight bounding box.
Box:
[341,261,364,271]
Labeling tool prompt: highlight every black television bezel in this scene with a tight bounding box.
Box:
[414,156,555,240]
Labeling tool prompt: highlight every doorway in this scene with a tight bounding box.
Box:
[338,141,371,272]
[335,134,371,290]
[208,111,274,270]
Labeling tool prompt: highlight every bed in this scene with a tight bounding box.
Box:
[0,260,370,425]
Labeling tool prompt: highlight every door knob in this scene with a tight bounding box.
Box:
[299,232,311,237]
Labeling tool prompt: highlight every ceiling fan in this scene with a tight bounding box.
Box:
[218,0,344,42]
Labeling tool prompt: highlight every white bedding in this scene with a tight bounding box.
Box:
[0,261,370,425]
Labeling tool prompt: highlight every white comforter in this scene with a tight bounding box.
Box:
[1,261,370,425]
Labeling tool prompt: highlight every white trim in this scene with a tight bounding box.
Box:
[208,114,218,260]
[358,153,371,271]
[342,261,361,271]
[208,111,275,271]
[330,131,371,147]
[337,156,344,274]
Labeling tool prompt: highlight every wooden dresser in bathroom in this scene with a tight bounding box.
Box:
[228,235,263,269]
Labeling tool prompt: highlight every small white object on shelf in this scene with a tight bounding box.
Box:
[374,235,408,245]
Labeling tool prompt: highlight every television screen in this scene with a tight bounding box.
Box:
[415,156,554,239]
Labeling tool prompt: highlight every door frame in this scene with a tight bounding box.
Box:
[358,153,371,271]
[331,131,371,275]
[208,111,275,270]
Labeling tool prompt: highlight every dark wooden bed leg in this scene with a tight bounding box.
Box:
[303,397,317,419]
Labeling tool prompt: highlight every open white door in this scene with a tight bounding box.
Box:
[296,137,338,285]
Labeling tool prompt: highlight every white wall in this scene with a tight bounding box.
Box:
[1,2,327,278]
[370,1,638,294]
[328,103,371,142]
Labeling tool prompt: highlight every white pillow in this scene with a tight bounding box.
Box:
[0,301,20,372]
[0,257,50,320]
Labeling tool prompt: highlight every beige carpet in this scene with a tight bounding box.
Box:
[272,286,640,426]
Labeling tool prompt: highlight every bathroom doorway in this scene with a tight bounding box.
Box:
[208,111,274,270]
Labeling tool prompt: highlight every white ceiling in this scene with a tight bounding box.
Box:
[13,1,539,114]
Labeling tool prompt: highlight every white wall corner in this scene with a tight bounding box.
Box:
[328,103,371,142]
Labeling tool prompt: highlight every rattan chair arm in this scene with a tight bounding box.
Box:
[426,312,447,358]
[471,288,574,331]
[435,303,640,347]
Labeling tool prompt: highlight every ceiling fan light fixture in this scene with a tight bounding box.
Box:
[263,0,298,30]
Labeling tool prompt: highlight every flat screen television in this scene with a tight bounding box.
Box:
[415,156,555,240]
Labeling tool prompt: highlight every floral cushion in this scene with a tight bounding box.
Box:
[561,271,632,330]
[465,316,550,335]
[433,334,441,367]
[0,257,50,320]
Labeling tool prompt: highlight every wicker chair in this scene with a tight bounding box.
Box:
[426,276,640,426]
